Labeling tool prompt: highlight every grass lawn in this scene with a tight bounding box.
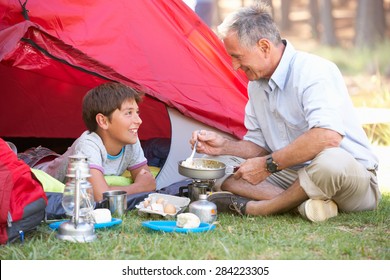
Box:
[1,193,389,260]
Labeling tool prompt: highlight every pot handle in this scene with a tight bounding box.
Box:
[225,165,240,175]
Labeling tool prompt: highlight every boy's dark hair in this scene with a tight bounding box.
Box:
[82,82,143,132]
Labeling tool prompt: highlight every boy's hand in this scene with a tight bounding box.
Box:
[134,168,156,190]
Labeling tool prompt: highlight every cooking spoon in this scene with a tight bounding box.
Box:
[183,139,198,166]
[183,132,199,166]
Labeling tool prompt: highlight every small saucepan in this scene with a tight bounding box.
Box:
[178,158,238,180]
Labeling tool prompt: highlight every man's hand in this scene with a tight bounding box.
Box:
[190,130,226,156]
[233,157,269,185]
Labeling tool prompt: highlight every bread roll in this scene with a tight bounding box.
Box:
[176,213,200,228]
[91,208,112,223]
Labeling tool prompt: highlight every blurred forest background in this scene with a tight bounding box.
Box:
[215,0,389,50]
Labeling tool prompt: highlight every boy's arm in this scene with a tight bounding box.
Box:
[89,165,156,201]
[127,164,156,193]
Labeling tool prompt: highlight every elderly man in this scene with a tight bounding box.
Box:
[190,3,380,222]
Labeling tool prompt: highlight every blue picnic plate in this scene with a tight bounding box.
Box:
[48,218,122,230]
[142,220,215,233]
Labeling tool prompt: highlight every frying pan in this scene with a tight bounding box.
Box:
[178,158,238,180]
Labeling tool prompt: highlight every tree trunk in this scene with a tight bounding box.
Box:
[319,0,338,46]
[309,0,320,39]
[280,0,292,31]
[355,0,386,48]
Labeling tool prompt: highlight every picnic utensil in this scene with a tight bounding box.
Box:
[101,190,127,217]
[183,135,199,166]
[142,220,215,233]
[178,158,239,180]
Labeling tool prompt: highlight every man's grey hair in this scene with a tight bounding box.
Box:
[217,2,282,48]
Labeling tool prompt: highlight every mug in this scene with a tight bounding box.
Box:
[101,190,127,217]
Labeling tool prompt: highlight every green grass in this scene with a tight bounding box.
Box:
[1,194,389,260]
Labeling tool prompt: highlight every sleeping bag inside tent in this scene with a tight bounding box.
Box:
[0,0,248,189]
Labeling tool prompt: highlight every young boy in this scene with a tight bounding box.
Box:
[37,82,156,201]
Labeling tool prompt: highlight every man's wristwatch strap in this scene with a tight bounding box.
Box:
[266,155,280,173]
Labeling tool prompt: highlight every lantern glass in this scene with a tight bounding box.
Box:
[62,180,95,217]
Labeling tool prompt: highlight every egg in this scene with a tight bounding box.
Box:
[156,197,165,204]
[143,199,150,208]
[151,203,164,212]
[164,203,176,214]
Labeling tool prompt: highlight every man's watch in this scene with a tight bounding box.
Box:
[266,156,280,173]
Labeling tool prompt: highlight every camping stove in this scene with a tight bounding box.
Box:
[179,179,215,202]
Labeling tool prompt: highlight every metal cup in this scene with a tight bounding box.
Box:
[102,190,127,217]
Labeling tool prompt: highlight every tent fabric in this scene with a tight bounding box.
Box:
[0,0,248,141]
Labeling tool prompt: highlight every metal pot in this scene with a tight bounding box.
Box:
[178,158,237,180]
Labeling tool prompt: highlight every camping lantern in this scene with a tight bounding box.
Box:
[56,153,97,242]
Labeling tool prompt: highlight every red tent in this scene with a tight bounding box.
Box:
[0,0,248,187]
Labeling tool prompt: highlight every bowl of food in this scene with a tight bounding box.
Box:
[178,158,237,180]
